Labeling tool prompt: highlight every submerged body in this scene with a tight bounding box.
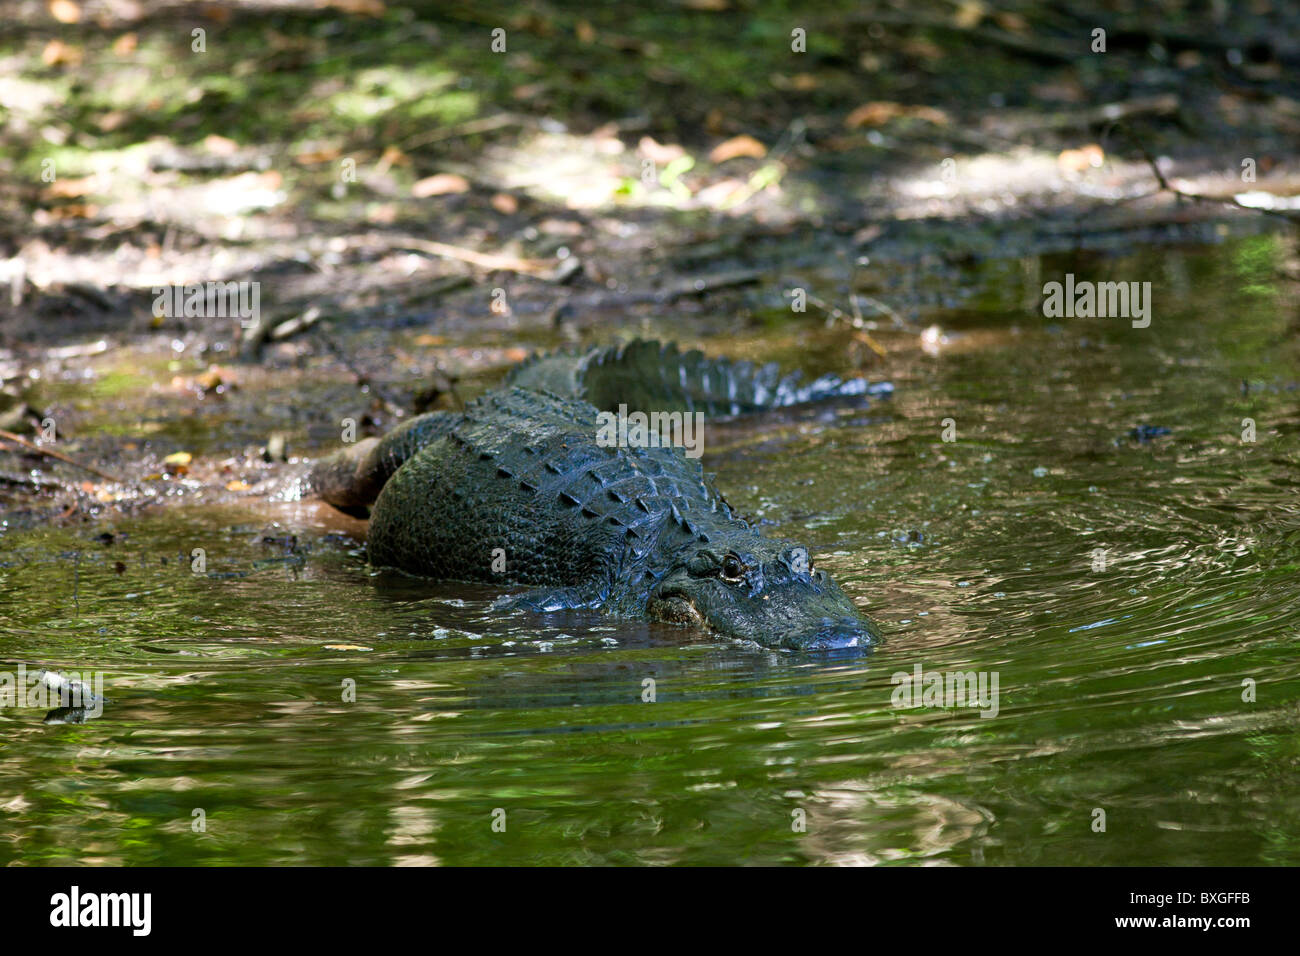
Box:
[311,341,884,650]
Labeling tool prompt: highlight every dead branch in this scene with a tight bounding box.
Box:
[0,429,125,484]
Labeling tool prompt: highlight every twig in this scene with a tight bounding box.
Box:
[807,291,914,332]
[400,113,525,151]
[363,233,555,276]
[0,429,125,484]
[861,12,1078,64]
[1132,141,1299,225]
[982,94,1180,138]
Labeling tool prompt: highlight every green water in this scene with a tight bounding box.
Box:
[2,236,1298,865]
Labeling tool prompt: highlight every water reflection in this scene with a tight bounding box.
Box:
[1,237,1298,865]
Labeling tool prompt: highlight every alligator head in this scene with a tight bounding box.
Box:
[645,538,879,650]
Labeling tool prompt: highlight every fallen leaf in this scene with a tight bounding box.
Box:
[112,33,137,55]
[376,144,407,172]
[97,111,127,132]
[854,224,884,246]
[995,12,1028,32]
[196,366,236,392]
[491,192,519,214]
[44,176,96,199]
[1058,144,1104,173]
[901,39,944,60]
[36,204,97,221]
[845,102,949,128]
[321,0,385,15]
[414,334,447,346]
[512,82,548,101]
[695,178,747,208]
[164,451,193,466]
[708,135,767,163]
[412,173,470,198]
[954,1,987,29]
[575,19,596,44]
[638,137,687,164]
[295,146,342,164]
[203,134,240,155]
[225,480,251,491]
[41,40,83,66]
[48,0,81,24]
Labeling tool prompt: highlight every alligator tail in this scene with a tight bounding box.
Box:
[575,339,887,416]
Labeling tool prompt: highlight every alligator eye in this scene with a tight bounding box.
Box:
[721,554,746,581]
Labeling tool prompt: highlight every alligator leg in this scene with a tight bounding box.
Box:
[491,585,609,613]
[307,411,461,514]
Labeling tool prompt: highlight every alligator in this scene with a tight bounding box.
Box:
[309,340,887,650]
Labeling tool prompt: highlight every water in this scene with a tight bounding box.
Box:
[2,235,1298,865]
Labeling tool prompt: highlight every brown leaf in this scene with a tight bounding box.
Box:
[295,146,342,164]
[695,178,747,208]
[112,33,137,55]
[637,137,687,164]
[44,176,95,198]
[708,135,767,163]
[953,1,987,29]
[995,12,1028,32]
[491,192,519,214]
[412,173,470,198]
[845,102,948,128]
[203,134,240,156]
[41,40,83,66]
[321,0,386,15]
[1057,144,1104,173]
[48,0,81,24]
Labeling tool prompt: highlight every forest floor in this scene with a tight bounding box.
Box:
[1,0,1298,520]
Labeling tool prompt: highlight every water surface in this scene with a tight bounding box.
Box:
[2,235,1298,865]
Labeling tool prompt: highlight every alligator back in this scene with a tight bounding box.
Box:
[366,386,743,610]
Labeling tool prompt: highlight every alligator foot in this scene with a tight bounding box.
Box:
[492,586,608,614]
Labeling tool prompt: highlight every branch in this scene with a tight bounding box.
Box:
[0,429,125,484]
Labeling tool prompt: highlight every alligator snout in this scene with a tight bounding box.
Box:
[788,616,880,651]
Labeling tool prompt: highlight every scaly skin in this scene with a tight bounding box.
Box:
[506,338,891,415]
[310,341,884,650]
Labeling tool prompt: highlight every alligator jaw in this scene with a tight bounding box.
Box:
[645,574,881,652]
